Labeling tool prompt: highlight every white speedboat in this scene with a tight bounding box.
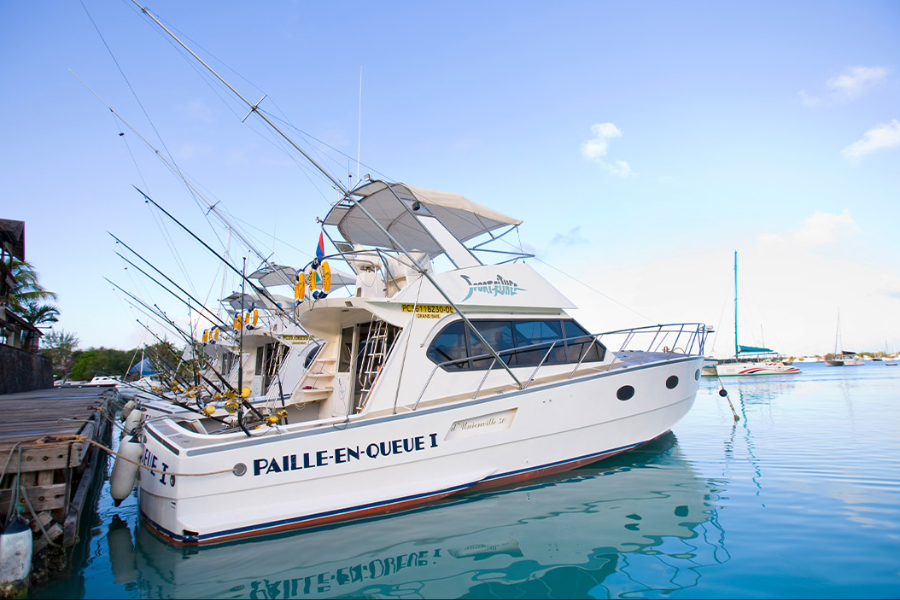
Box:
[715,359,801,376]
[134,181,710,545]
[118,3,708,545]
[116,434,724,597]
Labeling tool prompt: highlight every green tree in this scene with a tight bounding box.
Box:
[41,330,80,380]
[68,347,134,381]
[22,302,59,327]
[4,258,57,314]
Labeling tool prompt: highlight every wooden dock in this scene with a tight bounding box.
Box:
[0,385,112,557]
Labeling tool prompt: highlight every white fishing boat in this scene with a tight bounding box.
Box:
[115,2,709,545]
[131,180,710,545]
[115,434,724,597]
[715,252,799,377]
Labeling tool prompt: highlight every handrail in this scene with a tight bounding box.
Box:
[523,341,558,390]
[412,322,710,409]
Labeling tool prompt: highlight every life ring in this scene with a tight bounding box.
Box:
[252,309,259,327]
[307,269,317,293]
[321,261,331,293]
[294,278,304,301]
[233,314,242,330]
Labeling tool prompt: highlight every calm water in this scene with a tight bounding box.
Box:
[29,363,900,599]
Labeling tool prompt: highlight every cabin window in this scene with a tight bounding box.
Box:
[468,321,516,368]
[513,320,566,365]
[426,319,606,371]
[426,321,469,370]
[562,321,604,363]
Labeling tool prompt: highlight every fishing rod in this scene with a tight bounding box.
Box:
[126,5,522,390]
[148,304,246,401]
[107,276,225,396]
[110,232,229,329]
[134,187,299,329]
[148,298,267,428]
[115,250,225,333]
[72,69,304,292]
[133,322,233,424]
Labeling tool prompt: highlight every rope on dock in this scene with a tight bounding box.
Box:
[68,435,236,477]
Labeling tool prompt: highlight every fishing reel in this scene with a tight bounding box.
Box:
[264,410,289,427]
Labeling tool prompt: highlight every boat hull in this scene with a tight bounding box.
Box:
[138,356,703,544]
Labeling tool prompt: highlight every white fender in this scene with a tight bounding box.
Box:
[120,400,137,422]
[110,436,142,507]
[0,517,33,595]
[122,409,144,437]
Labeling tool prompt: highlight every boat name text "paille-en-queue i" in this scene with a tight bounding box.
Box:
[252,433,440,476]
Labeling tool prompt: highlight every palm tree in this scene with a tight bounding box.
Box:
[22,302,59,327]
[3,258,59,352]
[4,257,57,314]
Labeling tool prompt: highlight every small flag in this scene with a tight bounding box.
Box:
[316,231,325,259]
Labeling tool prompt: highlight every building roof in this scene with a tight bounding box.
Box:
[0,219,25,260]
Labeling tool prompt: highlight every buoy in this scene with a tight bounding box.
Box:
[120,400,137,422]
[107,515,137,585]
[110,435,142,507]
[122,409,144,437]
[0,517,33,596]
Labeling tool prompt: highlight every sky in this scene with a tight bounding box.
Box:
[1,0,898,358]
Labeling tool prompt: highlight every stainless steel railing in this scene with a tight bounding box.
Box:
[413,322,710,409]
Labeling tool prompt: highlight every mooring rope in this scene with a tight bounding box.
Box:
[64,435,236,478]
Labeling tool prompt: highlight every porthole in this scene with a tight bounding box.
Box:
[694,369,701,381]
[617,385,635,401]
[666,376,679,389]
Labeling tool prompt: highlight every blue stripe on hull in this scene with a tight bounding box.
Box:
[141,439,647,544]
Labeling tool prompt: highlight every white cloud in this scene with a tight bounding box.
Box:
[757,210,858,251]
[581,123,634,178]
[827,66,887,99]
[800,66,887,107]
[841,119,900,160]
[798,90,822,107]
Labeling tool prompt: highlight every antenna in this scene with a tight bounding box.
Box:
[357,66,362,183]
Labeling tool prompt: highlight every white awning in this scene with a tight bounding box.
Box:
[325,181,521,253]
[249,264,356,288]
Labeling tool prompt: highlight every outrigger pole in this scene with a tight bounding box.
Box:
[112,243,229,331]
[134,187,300,328]
[131,1,349,196]
[106,277,238,398]
[133,4,523,389]
[72,69,300,291]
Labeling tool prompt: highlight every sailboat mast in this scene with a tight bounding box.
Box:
[734,250,739,359]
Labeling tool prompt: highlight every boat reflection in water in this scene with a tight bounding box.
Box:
[110,433,729,598]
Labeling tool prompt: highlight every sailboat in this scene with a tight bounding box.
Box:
[825,310,864,366]
[714,252,800,377]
